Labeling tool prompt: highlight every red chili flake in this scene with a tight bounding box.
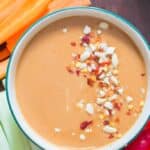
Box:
[87,78,95,87]
[80,120,93,130]
[103,120,110,125]
[99,61,111,66]
[76,70,80,76]
[81,35,90,44]
[89,55,99,62]
[108,134,114,139]
[96,70,104,80]
[73,54,80,60]
[92,66,100,75]
[141,73,146,77]
[70,42,76,47]
[66,66,74,74]
[113,102,122,111]
[98,82,107,88]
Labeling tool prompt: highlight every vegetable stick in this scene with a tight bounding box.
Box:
[7,8,48,53]
[67,0,91,7]
[0,0,51,45]
[0,0,12,12]
[0,124,10,150]
[0,48,10,62]
[0,92,32,150]
[0,0,35,26]
[48,0,91,12]
[0,59,8,79]
[0,0,26,22]
[48,0,74,11]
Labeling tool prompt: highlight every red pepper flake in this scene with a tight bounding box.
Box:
[87,78,95,87]
[70,42,76,47]
[103,120,110,125]
[108,134,114,139]
[99,61,111,66]
[89,55,99,62]
[66,66,74,74]
[76,70,80,76]
[80,120,93,130]
[81,35,90,45]
[98,82,107,88]
[141,73,146,77]
[96,71,104,80]
[113,102,122,111]
[73,54,80,61]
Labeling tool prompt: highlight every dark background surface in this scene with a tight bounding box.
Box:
[92,0,150,42]
[0,0,150,89]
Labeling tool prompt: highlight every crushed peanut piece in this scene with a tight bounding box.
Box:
[104,101,113,110]
[83,25,91,34]
[80,134,86,141]
[62,27,68,33]
[96,98,106,105]
[99,22,109,30]
[85,103,94,115]
[126,96,133,103]
[103,125,117,134]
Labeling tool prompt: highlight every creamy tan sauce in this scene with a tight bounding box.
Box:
[15,17,147,148]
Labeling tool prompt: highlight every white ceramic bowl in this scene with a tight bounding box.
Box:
[6,7,150,150]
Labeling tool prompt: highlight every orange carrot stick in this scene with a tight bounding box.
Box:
[0,58,8,79]
[0,48,10,62]
[48,0,70,11]
[0,0,12,12]
[7,8,48,53]
[0,0,51,45]
[67,0,91,7]
[0,0,26,22]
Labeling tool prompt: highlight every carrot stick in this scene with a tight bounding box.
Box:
[48,0,91,12]
[0,0,26,22]
[67,0,91,7]
[0,0,12,12]
[7,8,48,53]
[48,0,74,11]
[0,48,10,62]
[0,58,8,79]
[0,0,51,45]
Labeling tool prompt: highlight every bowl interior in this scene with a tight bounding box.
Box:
[6,7,150,150]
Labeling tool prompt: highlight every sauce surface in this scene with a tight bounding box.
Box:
[15,17,147,149]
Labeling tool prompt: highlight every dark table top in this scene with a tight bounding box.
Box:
[92,0,150,42]
[0,0,150,89]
